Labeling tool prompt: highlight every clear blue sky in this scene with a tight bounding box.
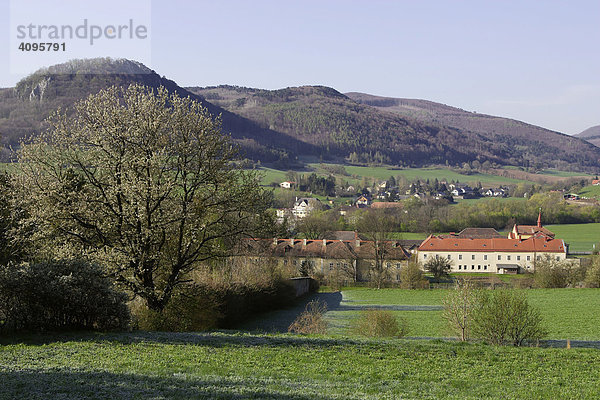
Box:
[1,0,599,135]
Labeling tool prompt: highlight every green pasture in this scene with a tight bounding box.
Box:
[258,163,542,188]
[579,184,600,199]
[546,223,600,252]
[327,288,600,340]
[3,331,600,399]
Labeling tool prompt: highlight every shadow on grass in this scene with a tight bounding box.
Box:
[0,370,345,400]
[236,291,343,333]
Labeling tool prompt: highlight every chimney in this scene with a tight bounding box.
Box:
[273,238,278,246]
[355,239,361,248]
[322,239,327,248]
[303,238,307,246]
[289,238,294,247]
[537,209,542,228]
[392,241,397,248]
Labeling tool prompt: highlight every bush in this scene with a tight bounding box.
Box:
[584,256,600,288]
[400,261,428,289]
[424,257,452,281]
[534,257,585,288]
[0,260,129,333]
[471,290,546,346]
[288,300,327,334]
[353,309,408,338]
[133,279,297,332]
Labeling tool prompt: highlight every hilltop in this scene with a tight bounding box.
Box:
[576,125,600,147]
[190,85,600,171]
[0,58,311,165]
[1,58,599,171]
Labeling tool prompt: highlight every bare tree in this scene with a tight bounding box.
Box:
[17,84,271,311]
[442,278,478,341]
[356,210,395,289]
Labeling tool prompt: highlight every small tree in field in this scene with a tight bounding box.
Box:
[17,84,271,312]
[424,257,452,281]
[400,259,427,289]
[471,290,546,346]
[442,278,478,341]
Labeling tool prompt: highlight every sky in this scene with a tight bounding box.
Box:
[1,0,599,135]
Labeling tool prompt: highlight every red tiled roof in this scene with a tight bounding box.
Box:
[371,202,403,209]
[514,225,555,237]
[237,238,410,260]
[418,235,566,253]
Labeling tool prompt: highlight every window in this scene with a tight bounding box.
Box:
[507,255,511,261]
[527,256,531,261]
[459,255,463,260]
[478,265,481,270]
[423,254,427,259]
[556,256,560,261]
[336,263,340,268]
[537,256,541,261]
[293,260,297,266]
[472,255,475,260]
[517,256,520,261]
[484,265,487,270]
[458,265,462,270]
[471,265,475,270]
[498,255,502,261]
[447,255,451,260]
[329,263,334,271]
[484,255,487,261]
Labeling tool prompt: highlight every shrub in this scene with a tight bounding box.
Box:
[471,290,546,346]
[584,256,600,288]
[133,279,297,332]
[288,300,327,334]
[400,260,428,289]
[424,257,452,281]
[534,257,585,288]
[353,309,408,338]
[0,260,129,333]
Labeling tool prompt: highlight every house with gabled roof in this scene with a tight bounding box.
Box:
[508,211,555,240]
[418,234,567,274]
[233,237,410,283]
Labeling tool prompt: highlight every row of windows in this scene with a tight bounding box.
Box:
[457,265,488,271]
[426,254,561,262]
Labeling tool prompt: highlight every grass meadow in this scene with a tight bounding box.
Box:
[258,164,536,188]
[545,223,600,252]
[579,184,600,199]
[3,331,600,399]
[327,288,600,340]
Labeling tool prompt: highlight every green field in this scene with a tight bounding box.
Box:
[579,185,600,199]
[258,164,537,187]
[540,169,593,178]
[2,331,600,399]
[546,223,600,252]
[323,288,600,340]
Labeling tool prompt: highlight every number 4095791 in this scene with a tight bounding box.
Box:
[18,42,66,51]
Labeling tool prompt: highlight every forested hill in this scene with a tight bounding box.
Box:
[2,58,599,171]
[344,92,600,171]
[576,125,600,147]
[189,85,600,171]
[0,58,314,165]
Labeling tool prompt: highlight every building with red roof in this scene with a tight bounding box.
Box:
[418,234,567,274]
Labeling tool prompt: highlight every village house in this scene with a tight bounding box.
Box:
[279,181,295,189]
[507,212,555,240]
[592,179,600,186]
[233,237,410,283]
[355,194,371,207]
[292,197,321,219]
[418,235,567,274]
